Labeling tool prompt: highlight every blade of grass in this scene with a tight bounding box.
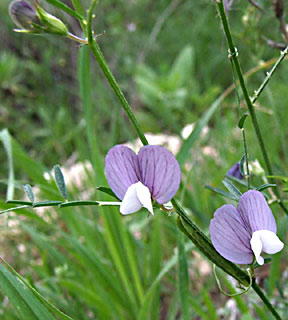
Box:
[138,242,194,320]
[177,230,190,320]
[0,129,15,200]
[78,45,104,180]
[1,259,73,320]
[149,214,162,319]
[0,262,54,320]
[202,289,217,320]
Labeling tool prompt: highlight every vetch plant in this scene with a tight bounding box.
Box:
[1,0,288,319]
[210,190,284,265]
[105,145,181,215]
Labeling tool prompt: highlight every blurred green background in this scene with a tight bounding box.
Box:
[0,0,288,319]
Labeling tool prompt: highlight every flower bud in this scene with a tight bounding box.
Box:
[249,159,265,177]
[9,0,40,31]
[36,6,68,36]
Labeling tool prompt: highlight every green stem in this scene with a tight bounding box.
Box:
[86,0,148,146]
[242,128,250,189]
[252,282,282,320]
[252,46,288,104]
[216,0,288,215]
[71,0,85,17]
[67,32,88,44]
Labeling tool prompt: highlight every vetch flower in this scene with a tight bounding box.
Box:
[105,145,181,215]
[226,162,243,180]
[209,190,284,265]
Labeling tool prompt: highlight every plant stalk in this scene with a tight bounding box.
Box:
[87,0,148,146]
[216,0,288,215]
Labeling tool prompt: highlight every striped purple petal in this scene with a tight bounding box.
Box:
[105,145,141,200]
[210,204,253,264]
[238,190,277,233]
[138,145,181,204]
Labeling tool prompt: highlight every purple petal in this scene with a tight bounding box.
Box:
[105,145,141,200]
[226,162,243,180]
[210,204,253,264]
[138,145,181,204]
[238,190,276,233]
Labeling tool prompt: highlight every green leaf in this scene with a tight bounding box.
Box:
[267,175,288,183]
[0,129,15,200]
[168,46,194,88]
[96,186,119,199]
[33,200,62,207]
[240,154,247,177]
[60,200,99,208]
[256,184,276,192]
[0,262,54,320]
[44,0,84,20]
[23,184,35,202]
[59,200,121,208]
[238,112,249,129]
[0,205,31,215]
[54,164,67,199]
[6,200,32,205]
[222,178,242,200]
[205,185,238,201]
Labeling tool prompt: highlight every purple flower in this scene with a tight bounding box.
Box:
[209,190,284,265]
[105,145,181,215]
[9,0,39,30]
[226,162,243,180]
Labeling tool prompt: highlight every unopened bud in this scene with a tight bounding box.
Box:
[9,0,68,36]
[9,0,40,31]
[249,159,265,177]
[36,6,68,36]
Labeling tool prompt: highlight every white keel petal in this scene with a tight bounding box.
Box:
[257,230,284,254]
[251,230,284,265]
[250,232,264,265]
[135,182,154,215]
[120,183,143,215]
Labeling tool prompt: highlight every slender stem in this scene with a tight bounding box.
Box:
[67,32,88,44]
[252,282,282,320]
[86,0,148,146]
[213,264,253,297]
[71,0,85,17]
[216,0,288,215]
[252,46,288,104]
[242,129,250,189]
